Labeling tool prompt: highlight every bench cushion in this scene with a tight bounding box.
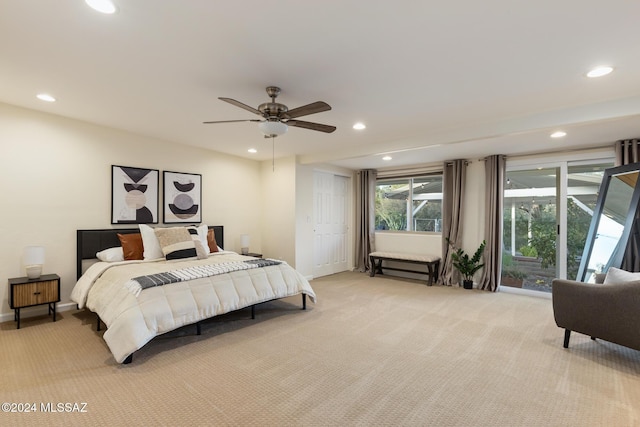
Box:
[369,251,440,263]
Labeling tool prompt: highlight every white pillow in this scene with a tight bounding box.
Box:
[603,267,640,284]
[139,224,164,260]
[194,224,210,255]
[96,247,124,262]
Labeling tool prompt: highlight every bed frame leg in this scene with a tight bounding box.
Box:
[302,293,306,310]
[123,354,133,364]
[96,314,101,332]
[251,305,255,319]
[196,322,201,335]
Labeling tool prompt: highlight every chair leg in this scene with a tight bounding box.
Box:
[563,329,571,348]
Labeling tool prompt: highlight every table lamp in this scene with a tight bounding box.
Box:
[240,235,250,255]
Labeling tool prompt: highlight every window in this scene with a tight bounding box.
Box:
[375,174,443,232]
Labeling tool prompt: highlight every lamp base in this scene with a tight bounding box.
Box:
[26,265,42,279]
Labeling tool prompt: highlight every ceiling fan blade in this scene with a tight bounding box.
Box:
[219,97,263,116]
[285,101,331,119]
[287,119,336,133]
[203,119,261,124]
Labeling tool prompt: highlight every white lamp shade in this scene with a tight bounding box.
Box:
[258,121,288,137]
[23,246,45,265]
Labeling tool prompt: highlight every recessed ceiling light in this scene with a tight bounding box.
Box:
[550,131,566,138]
[36,93,56,102]
[85,0,117,14]
[382,156,392,161]
[586,66,613,78]
[353,122,366,130]
[248,148,257,153]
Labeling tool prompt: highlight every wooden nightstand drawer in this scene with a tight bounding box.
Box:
[8,274,60,329]
[11,280,59,308]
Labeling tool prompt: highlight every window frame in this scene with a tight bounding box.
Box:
[374,172,443,234]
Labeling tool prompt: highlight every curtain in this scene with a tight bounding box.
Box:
[478,155,505,291]
[615,139,640,166]
[355,169,377,272]
[439,160,467,286]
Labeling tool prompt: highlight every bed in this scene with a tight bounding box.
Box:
[71,225,316,364]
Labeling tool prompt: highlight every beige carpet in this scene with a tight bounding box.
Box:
[1,271,639,426]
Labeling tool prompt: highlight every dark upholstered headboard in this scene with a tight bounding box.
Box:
[76,226,224,279]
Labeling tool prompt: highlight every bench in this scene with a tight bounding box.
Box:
[369,251,441,286]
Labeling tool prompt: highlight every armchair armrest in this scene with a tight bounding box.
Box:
[552,279,640,351]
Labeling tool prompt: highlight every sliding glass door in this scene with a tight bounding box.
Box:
[502,160,613,292]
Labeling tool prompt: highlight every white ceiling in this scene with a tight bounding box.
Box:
[1,1,640,170]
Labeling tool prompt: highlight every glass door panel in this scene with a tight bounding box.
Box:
[503,168,558,292]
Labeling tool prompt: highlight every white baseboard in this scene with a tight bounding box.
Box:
[0,302,78,324]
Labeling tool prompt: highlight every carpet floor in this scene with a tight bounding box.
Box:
[1,271,639,426]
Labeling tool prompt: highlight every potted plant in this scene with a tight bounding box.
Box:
[449,240,486,289]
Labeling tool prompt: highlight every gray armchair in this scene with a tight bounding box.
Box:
[551,278,640,351]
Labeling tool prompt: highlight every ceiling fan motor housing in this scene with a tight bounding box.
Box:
[258,102,288,120]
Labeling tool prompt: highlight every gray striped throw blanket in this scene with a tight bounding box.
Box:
[124,259,282,297]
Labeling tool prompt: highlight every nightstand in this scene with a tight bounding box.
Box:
[8,274,60,329]
[244,252,263,258]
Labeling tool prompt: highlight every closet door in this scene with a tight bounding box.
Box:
[332,175,349,273]
[313,172,350,278]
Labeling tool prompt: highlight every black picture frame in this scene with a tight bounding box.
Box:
[111,165,159,224]
[163,171,202,223]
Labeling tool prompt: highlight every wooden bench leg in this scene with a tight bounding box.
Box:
[369,256,383,277]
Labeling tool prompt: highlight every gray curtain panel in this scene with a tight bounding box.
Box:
[615,138,640,166]
[478,155,505,292]
[439,160,467,286]
[355,169,377,272]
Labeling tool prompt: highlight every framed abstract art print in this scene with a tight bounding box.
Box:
[111,165,159,224]
[163,171,202,223]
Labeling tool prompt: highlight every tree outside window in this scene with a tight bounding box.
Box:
[375,175,443,232]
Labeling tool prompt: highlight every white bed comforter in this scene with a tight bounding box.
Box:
[71,252,316,363]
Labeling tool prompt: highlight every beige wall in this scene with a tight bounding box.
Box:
[260,156,297,265]
[0,102,263,320]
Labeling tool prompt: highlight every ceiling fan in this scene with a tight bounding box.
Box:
[203,86,336,137]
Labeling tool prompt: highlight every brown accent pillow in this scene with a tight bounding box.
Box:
[117,233,144,260]
[207,229,219,253]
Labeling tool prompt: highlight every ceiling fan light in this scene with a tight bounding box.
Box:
[258,121,288,137]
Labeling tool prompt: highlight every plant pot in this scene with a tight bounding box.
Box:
[501,276,523,288]
[462,279,474,289]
